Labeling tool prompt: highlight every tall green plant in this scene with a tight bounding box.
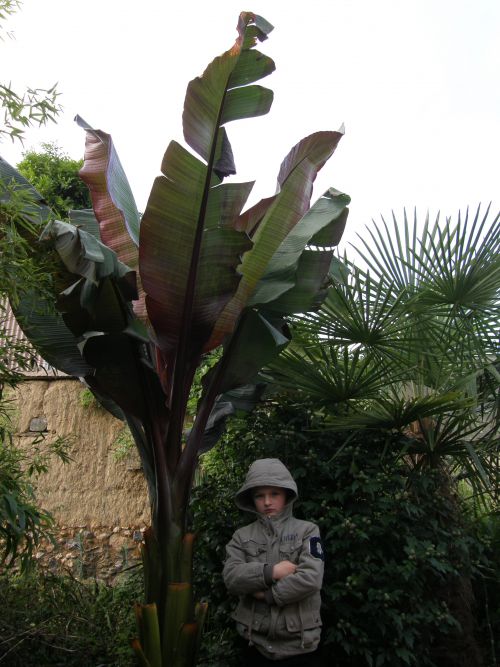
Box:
[1,13,349,666]
[269,208,500,498]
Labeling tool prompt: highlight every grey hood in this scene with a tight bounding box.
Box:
[235,458,298,513]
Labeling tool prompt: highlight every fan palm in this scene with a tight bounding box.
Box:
[270,206,500,500]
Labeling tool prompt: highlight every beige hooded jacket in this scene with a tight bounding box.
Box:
[223,459,324,661]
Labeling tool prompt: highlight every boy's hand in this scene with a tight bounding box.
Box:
[272,560,297,580]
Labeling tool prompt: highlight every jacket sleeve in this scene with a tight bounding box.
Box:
[271,523,324,607]
[223,530,269,595]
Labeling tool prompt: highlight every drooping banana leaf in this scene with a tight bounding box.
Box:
[40,220,153,403]
[13,292,93,377]
[41,220,135,290]
[38,217,158,493]
[0,158,94,377]
[68,208,101,239]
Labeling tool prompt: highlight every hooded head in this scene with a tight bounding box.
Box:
[235,458,298,514]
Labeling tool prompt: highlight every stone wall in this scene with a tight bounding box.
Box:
[9,377,150,580]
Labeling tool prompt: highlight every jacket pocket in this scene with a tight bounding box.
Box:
[279,540,302,563]
[242,538,267,562]
[283,604,321,649]
[283,605,321,648]
[282,600,321,632]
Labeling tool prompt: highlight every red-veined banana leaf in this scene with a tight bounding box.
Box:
[207,131,345,349]
[1,160,135,421]
[76,115,140,248]
[191,187,349,457]
[75,114,147,321]
[139,13,274,397]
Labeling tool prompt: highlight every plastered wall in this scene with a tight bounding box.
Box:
[9,378,150,579]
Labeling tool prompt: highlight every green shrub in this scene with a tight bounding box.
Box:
[79,387,98,410]
[112,427,135,461]
[191,445,248,667]
[1,415,72,572]
[0,433,53,571]
[191,400,489,667]
[17,143,91,220]
[473,510,500,667]
[0,568,141,665]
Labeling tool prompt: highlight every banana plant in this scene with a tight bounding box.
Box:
[3,13,349,666]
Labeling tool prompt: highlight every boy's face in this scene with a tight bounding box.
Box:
[252,486,287,516]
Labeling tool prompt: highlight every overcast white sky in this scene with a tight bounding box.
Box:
[2,0,499,249]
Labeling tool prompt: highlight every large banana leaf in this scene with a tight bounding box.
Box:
[76,115,141,248]
[248,187,349,311]
[208,131,345,347]
[1,160,136,422]
[37,217,158,494]
[140,13,274,375]
[75,115,147,321]
[13,292,93,377]
[139,141,253,362]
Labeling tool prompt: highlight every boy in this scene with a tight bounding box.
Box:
[223,458,324,666]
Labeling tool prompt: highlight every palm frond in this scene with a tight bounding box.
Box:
[267,344,394,408]
[321,390,471,432]
[415,206,500,316]
[270,204,499,502]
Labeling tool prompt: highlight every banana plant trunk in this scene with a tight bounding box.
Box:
[129,355,213,667]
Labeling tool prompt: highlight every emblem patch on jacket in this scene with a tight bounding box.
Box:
[309,536,324,560]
